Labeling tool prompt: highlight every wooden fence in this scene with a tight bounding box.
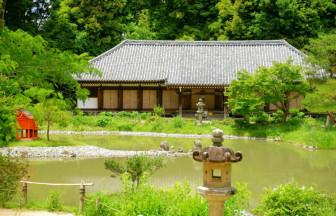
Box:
[20,180,94,213]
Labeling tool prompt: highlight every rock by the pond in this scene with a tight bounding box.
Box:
[0,146,189,159]
[160,141,170,151]
[193,139,202,150]
[304,145,318,151]
[177,147,184,153]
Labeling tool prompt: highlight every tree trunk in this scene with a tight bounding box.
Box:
[0,0,6,28]
[283,109,289,122]
[47,120,50,141]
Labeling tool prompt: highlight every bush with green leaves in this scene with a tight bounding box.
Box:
[172,116,184,128]
[46,191,63,212]
[153,105,165,117]
[84,181,250,216]
[104,155,164,189]
[255,183,336,216]
[0,154,28,207]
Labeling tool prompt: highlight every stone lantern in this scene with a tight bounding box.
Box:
[195,98,207,125]
[193,128,242,216]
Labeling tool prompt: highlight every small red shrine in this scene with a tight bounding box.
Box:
[16,110,38,140]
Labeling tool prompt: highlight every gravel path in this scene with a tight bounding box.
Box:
[40,130,278,141]
[0,146,188,159]
[0,209,73,216]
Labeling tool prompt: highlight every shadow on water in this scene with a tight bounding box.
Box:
[27,136,336,208]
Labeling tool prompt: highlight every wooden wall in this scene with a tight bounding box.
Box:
[163,90,178,110]
[191,89,215,110]
[143,90,157,109]
[103,90,118,109]
[123,90,138,109]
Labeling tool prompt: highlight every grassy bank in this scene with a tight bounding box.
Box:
[27,112,336,150]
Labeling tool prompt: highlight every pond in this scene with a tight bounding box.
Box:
[26,135,336,208]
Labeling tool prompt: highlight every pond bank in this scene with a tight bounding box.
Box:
[39,130,279,141]
[0,146,188,159]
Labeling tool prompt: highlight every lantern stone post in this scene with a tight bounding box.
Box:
[195,98,206,125]
[193,128,242,216]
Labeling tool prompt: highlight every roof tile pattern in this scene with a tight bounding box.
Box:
[78,40,306,86]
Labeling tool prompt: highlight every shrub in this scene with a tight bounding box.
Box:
[288,108,304,122]
[84,182,250,216]
[46,191,63,212]
[105,155,164,189]
[151,120,163,132]
[72,115,87,128]
[96,118,111,127]
[255,183,336,216]
[115,111,140,118]
[116,123,133,131]
[172,116,184,128]
[153,105,165,117]
[99,112,114,117]
[270,110,285,123]
[0,154,28,207]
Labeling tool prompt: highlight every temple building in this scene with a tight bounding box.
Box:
[76,40,307,115]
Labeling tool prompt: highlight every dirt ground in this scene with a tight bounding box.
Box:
[0,209,74,216]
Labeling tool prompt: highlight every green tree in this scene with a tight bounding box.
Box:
[210,0,336,48]
[0,28,95,107]
[124,9,157,40]
[105,155,164,189]
[305,32,336,78]
[303,79,336,126]
[25,87,71,141]
[45,0,127,55]
[148,0,218,40]
[227,60,309,122]
[0,154,28,206]
[0,54,30,145]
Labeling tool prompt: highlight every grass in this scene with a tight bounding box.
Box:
[9,112,336,149]
[9,134,213,151]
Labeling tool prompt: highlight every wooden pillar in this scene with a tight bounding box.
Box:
[208,200,225,216]
[27,129,30,138]
[79,184,85,213]
[157,88,163,107]
[178,91,183,117]
[97,87,103,110]
[137,86,143,111]
[22,181,28,205]
[118,87,123,110]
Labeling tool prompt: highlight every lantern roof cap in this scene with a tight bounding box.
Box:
[193,128,243,163]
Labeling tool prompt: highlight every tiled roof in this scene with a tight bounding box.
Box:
[77,40,307,86]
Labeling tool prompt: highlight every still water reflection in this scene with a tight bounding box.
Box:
[27,138,336,207]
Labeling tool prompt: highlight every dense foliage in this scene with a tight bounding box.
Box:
[210,0,336,48]
[2,0,334,55]
[227,60,309,123]
[105,155,164,189]
[255,183,336,216]
[84,179,250,216]
[0,28,96,145]
[0,154,28,206]
[304,79,336,126]
[305,31,336,78]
